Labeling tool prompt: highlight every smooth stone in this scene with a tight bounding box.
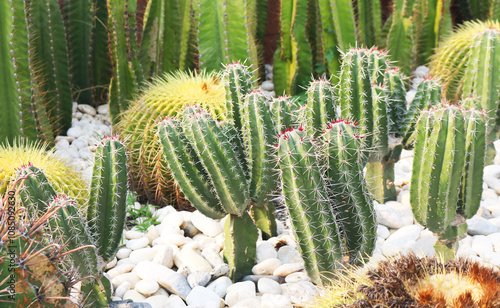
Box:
[152,245,174,268]
[261,80,274,91]
[385,224,422,245]
[242,275,283,284]
[116,248,132,260]
[186,286,224,308]
[67,126,84,138]
[273,263,304,277]
[411,236,437,257]
[382,241,415,257]
[158,223,182,237]
[145,295,170,308]
[277,246,303,264]
[406,89,417,103]
[97,104,110,114]
[55,136,74,143]
[201,244,225,267]
[477,206,494,219]
[285,272,310,283]
[114,281,131,299]
[187,271,211,288]
[280,281,317,305]
[165,295,187,308]
[487,233,500,252]
[488,252,500,267]
[414,66,430,78]
[182,221,200,238]
[377,225,390,239]
[125,230,144,240]
[72,137,88,149]
[180,247,213,273]
[225,281,256,307]
[152,288,169,297]
[129,247,156,264]
[135,261,169,281]
[375,203,403,229]
[256,242,278,263]
[467,216,499,235]
[456,243,477,258]
[492,209,500,218]
[111,272,141,289]
[257,278,281,294]
[123,290,147,302]
[117,257,134,267]
[191,211,223,237]
[385,201,414,226]
[252,258,282,275]
[146,225,160,245]
[157,268,192,300]
[159,234,189,247]
[207,276,233,298]
[135,279,160,296]
[261,294,293,308]
[106,257,118,270]
[107,263,134,279]
[482,188,498,201]
[231,297,261,308]
[77,104,97,116]
[210,264,230,278]
[126,237,150,250]
[488,217,500,229]
[161,211,185,228]
[471,235,494,257]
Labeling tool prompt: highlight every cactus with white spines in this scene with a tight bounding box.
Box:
[384,68,407,137]
[223,62,255,133]
[269,95,296,134]
[410,103,486,258]
[401,78,442,147]
[302,79,339,138]
[87,136,128,262]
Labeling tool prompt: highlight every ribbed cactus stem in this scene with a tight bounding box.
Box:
[384,68,407,136]
[270,96,295,134]
[304,79,338,138]
[158,116,226,219]
[241,91,278,206]
[402,78,442,146]
[459,104,486,218]
[87,136,128,262]
[410,104,466,259]
[182,106,250,216]
[223,212,259,282]
[223,62,255,132]
[320,120,377,265]
[277,127,344,284]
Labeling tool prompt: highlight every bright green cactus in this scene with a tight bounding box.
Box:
[384,68,407,137]
[401,78,442,147]
[87,136,128,262]
[117,70,226,209]
[277,120,376,284]
[410,103,486,259]
[301,79,338,138]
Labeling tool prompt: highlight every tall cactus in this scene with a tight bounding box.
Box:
[355,0,382,48]
[409,104,485,259]
[0,0,54,145]
[192,0,258,73]
[28,0,73,136]
[273,0,313,95]
[301,79,338,138]
[87,136,128,262]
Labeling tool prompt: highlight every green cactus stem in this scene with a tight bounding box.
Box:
[270,95,296,134]
[410,104,467,259]
[355,0,382,48]
[320,120,377,265]
[28,0,73,136]
[303,79,338,138]
[181,106,250,216]
[384,68,407,137]
[158,117,226,219]
[273,0,313,95]
[192,0,258,73]
[87,136,128,262]
[277,127,344,284]
[223,212,259,282]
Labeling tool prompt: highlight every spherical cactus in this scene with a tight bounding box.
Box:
[0,141,88,206]
[117,70,227,208]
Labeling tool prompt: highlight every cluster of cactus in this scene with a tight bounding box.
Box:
[0,136,128,306]
[158,63,278,281]
[117,70,227,209]
[277,120,377,285]
[410,103,486,259]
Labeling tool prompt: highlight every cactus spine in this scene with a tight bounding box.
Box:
[87,136,128,262]
[277,127,344,284]
[409,104,485,258]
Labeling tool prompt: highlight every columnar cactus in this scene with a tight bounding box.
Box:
[384,68,407,136]
[87,136,128,262]
[410,103,486,258]
[401,78,442,146]
[277,121,376,284]
[302,79,338,138]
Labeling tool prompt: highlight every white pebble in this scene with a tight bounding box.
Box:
[135,279,160,296]
[126,237,150,250]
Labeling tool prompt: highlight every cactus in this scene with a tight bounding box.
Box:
[354,0,382,48]
[62,0,111,106]
[273,0,313,95]
[270,95,297,134]
[107,0,144,124]
[401,78,442,146]
[301,79,338,138]
[409,104,486,258]
[384,68,407,137]
[12,165,109,306]
[117,70,226,209]
[192,0,258,73]
[0,140,88,207]
[87,136,128,262]
[28,0,73,136]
